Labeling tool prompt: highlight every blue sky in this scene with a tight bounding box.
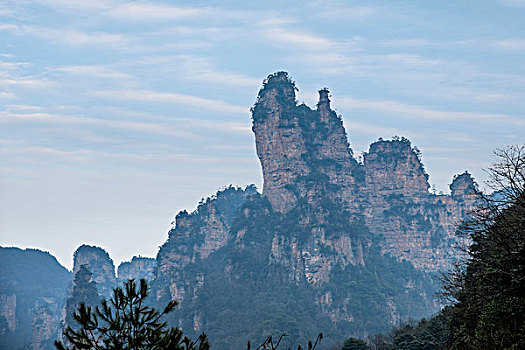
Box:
[1,0,524,269]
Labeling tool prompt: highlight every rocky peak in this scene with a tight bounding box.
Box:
[153,185,257,303]
[317,88,330,107]
[73,245,116,298]
[117,256,156,282]
[450,171,479,198]
[364,138,430,196]
[252,72,359,213]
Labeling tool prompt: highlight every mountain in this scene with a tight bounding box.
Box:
[72,245,117,299]
[117,256,156,282]
[0,247,71,350]
[0,72,481,349]
[150,72,480,348]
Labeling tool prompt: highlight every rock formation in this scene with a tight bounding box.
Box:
[150,72,481,348]
[31,297,61,350]
[0,293,16,334]
[360,139,480,270]
[153,185,257,303]
[117,256,156,282]
[72,245,116,298]
[0,247,71,350]
[252,73,360,213]
[252,73,479,272]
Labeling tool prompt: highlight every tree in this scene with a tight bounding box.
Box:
[55,278,209,350]
[64,265,100,331]
[246,333,323,350]
[442,145,525,349]
[341,337,369,350]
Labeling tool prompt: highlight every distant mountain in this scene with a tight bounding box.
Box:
[117,256,156,283]
[150,72,480,349]
[0,247,71,350]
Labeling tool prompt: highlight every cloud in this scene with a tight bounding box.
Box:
[0,144,88,161]
[335,95,518,123]
[91,89,248,114]
[106,3,207,21]
[316,5,376,20]
[493,38,525,51]
[55,65,135,80]
[0,77,55,88]
[152,55,260,87]
[41,0,117,10]
[0,142,254,165]
[0,111,195,138]
[498,0,525,8]
[0,92,16,99]
[1,107,252,138]
[6,104,44,112]
[0,23,135,48]
[344,120,405,137]
[257,21,336,50]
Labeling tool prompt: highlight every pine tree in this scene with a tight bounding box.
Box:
[56,278,209,350]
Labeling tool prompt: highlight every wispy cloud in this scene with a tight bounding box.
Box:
[0,23,135,48]
[106,3,207,21]
[91,89,248,114]
[161,55,261,87]
[257,21,336,50]
[344,120,406,137]
[335,96,518,123]
[38,0,118,11]
[0,92,16,99]
[498,0,525,8]
[0,111,195,138]
[316,5,376,20]
[493,38,525,51]
[55,65,135,80]
[0,77,55,88]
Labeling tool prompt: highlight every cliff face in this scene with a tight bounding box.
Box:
[32,297,61,350]
[252,72,359,213]
[0,293,16,333]
[252,73,479,272]
[73,245,116,298]
[153,185,258,303]
[117,256,156,282]
[0,247,71,350]
[360,140,479,270]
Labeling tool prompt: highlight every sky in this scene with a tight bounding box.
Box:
[1,0,524,270]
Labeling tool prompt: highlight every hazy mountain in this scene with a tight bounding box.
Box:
[0,247,71,350]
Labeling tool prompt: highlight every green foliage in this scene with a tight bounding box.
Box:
[341,337,369,350]
[56,279,209,350]
[370,312,449,350]
[442,146,525,350]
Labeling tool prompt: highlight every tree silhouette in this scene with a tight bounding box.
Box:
[55,278,209,350]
